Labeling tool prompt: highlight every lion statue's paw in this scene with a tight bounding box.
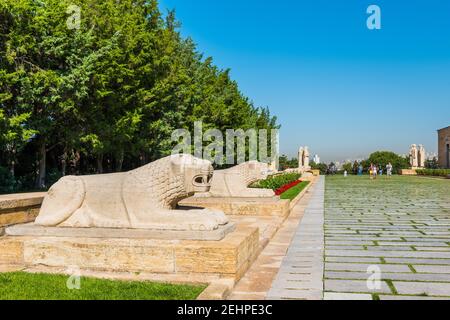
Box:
[181,209,229,231]
[203,209,229,225]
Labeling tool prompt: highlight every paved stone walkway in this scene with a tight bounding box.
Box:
[267,176,325,300]
[228,179,317,300]
[324,176,450,300]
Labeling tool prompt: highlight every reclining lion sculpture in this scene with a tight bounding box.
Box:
[35,154,229,231]
[196,161,275,198]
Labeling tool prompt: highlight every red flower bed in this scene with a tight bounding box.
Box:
[275,180,302,196]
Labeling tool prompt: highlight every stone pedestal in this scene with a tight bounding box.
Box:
[0,226,259,281]
[179,197,290,218]
[311,170,320,176]
[0,193,45,227]
[6,222,236,241]
[400,169,418,175]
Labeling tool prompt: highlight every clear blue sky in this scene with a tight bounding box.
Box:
[160,0,450,162]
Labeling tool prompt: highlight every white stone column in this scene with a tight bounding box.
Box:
[410,144,418,168]
[304,146,310,169]
[298,147,304,171]
[418,145,426,168]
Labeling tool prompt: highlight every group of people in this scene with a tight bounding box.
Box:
[369,162,393,179]
[342,162,394,178]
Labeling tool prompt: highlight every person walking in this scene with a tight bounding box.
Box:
[386,162,393,178]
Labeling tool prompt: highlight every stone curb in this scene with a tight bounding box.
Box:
[197,279,235,300]
[267,176,325,300]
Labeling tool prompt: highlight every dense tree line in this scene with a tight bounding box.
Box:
[262,151,411,177]
[0,0,278,192]
[310,161,328,175]
[278,155,298,170]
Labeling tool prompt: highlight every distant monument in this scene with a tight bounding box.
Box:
[298,146,311,172]
[298,147,304,170]
[418,144,426,168]
[409,144,418,168]
[34,154,229,231]
[409,144,426,169]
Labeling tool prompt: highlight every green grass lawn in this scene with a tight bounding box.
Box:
[0,272,206,300]
[280,181,310,200]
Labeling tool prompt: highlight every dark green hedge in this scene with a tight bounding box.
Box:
[416,169,450,177]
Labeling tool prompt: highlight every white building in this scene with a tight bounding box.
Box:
[313,154,321,164]
[426,152,438,160]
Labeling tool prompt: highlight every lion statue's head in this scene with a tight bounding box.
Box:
[168,154,214,195]
[198,160,274,198]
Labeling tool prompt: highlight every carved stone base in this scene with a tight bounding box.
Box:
[0,226,259,280]
[400,169,418,175]
[179,197,290,218]
[6,222,236,241]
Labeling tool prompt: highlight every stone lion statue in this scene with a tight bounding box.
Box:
[35,154,229,231]
[196,161,275,198]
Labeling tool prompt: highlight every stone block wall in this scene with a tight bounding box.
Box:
[0,193,45,229]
